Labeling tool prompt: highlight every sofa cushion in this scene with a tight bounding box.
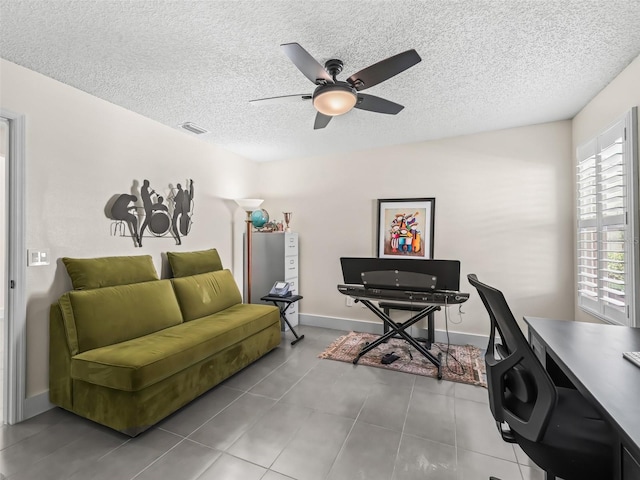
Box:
[167,248,223,278]
[70,303,279,391]
[62,255,159,290]
[171,269,242,321]
[63,280,183,353]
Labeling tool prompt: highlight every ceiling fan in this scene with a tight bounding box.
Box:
[250,43,422,129]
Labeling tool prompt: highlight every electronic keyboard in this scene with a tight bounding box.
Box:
[337,284,469,305]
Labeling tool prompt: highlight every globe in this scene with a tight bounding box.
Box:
[251,209,269,228]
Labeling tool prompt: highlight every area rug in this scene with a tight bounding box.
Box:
[319,331,486,388]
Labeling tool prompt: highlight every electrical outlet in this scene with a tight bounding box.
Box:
[345,297,354,307]
[27,249,50,266]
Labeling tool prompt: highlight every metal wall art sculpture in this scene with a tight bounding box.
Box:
[105,179,195,247]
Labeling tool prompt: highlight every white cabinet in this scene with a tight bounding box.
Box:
[244,232,299,326]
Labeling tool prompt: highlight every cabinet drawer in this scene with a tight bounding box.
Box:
[286,277,298,293]
[285,256,298,278]
[530,333,546,367]
[284,303,299,327]
[285,301,298,316]
[285,233,298,256]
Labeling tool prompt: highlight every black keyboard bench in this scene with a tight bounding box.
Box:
[378,302,437,350]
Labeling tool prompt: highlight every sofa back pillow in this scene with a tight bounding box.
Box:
[62,255,159,290]
[171,269,242,321]
[167,248,223,278]
[60,280,182,353]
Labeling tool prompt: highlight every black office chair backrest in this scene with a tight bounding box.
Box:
[468,274,557,442]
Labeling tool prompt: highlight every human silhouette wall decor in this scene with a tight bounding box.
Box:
[105,179,195,247]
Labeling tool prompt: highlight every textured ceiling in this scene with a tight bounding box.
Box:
[1,1,640,162]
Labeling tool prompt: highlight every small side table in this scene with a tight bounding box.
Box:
[260,294,305,345]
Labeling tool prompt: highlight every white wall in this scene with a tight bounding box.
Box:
[572,53,640,324]
[0,59,259,398]
[258,120,574,337]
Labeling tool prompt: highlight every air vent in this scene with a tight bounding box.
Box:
[178,122,210,135]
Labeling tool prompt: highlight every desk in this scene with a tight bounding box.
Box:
[260,294,304,345]
[525,317,640,480]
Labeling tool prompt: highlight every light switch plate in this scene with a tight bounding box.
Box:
[28,249,50,266]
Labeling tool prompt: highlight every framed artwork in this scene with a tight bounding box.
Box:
[376,198,435,259]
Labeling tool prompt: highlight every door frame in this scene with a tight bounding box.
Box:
[2,108,27,424]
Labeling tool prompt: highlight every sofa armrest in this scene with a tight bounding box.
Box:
[49,303,73,410]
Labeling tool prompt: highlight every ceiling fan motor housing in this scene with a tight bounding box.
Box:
[324,58,344,78]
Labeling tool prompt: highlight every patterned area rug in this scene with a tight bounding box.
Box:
[319,331,487,388]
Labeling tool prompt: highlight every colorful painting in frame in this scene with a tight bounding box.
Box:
[376,198,435,259]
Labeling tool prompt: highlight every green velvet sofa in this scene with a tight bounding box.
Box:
[49,255,280,436]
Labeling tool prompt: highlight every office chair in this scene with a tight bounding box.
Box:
[467,274,614,480]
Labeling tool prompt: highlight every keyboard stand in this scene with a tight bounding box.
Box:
[353,298,443,379]
[379,302,435,349]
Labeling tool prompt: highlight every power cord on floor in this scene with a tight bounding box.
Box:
[433,298,466,377]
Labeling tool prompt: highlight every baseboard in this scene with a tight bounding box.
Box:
[299,314,382,335]
[299,313,488,349]
[24,391,55,420]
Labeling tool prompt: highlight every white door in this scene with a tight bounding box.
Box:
[0,117,7,423]
[1,110,27,425]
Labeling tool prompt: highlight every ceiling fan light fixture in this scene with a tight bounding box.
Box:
[312,84,357,116]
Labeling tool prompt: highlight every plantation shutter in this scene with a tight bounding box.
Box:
[577,140,598,309]
[576,109,638,326]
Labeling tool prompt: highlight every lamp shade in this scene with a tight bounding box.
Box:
[312,84,357,116]
[235,198,264,211]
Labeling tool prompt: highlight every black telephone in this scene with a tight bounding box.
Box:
[269,281,292,297]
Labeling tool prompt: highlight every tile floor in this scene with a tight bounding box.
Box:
[0,315,3,424]
[0,326,545,480]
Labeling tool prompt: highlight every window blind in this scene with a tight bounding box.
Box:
[576,108,638,326]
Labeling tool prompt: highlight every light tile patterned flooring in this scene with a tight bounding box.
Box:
[0,326,544,479]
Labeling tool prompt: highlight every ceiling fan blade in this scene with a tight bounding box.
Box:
[347,49,421,91]
[354,94,404,114]
[250,94,312,105]
[314,112,332,129]
[281,43,334,85]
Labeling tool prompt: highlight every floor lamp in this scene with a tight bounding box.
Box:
[235,198,264,304]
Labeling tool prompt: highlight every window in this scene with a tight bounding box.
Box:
[577,108,638,326]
